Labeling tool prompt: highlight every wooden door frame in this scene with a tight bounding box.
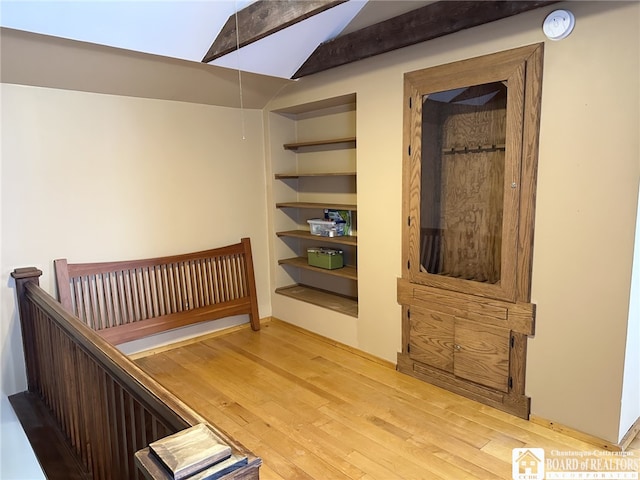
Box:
[402,43,544,303]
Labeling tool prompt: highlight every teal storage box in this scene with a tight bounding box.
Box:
[307,247,344,270]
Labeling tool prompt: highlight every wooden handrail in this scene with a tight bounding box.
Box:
[11,268,260,479]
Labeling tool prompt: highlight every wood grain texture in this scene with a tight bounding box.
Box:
[509,332,528,396]
[405,47,530,302]
[275,201,357,210]
[274,172,356,179]
[278,256,357,281]
[9,392,90,479]
[438,100,507,284]
[136,449,252,480]
[516,44,544,302]
[407,304,512,394]
[398,278,534,335]
[529,416,632,453]
[135,319,638,479]
[275,284,358,317]
[54,238,260,344]
[294,1,556,78]
[398,278,533,418]
[203,1,347,63]
[408,306,455,372]
[453,318,510,393]
[282,137,355,151]
[10,269,260,480]
[149,424,232,479]
[399,44,543,420]
[276,230,358,246]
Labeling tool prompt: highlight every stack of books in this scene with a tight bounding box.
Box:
[149,424,248,480]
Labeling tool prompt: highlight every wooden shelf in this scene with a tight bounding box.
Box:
[275,172,356,179]
[283,137,356,151]
[276,230,357,246]
[273,105,358,317]
[278,257,357,281]
[276,202,357,211]
[275,284,358,318]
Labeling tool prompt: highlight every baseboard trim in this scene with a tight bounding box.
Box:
[270,317,396,369]
[129,316,395,369]
[128,318,267,360]
[530,415,636,452]
[618,415,640,451]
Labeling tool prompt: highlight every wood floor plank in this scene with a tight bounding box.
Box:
[313,407,450,480]
[246,415,354,480]
[236,342,507,477]
[480,434,526,463]
[432,449,508,480]
[344,450,409,480]
[211,338,346,407]
[134,319,639,480]
[317,395,509,479]
[256,402,366,480]
[447,401,605,453]
[303,355,496,449]
[143,343,355,479]
[137,349,262,427]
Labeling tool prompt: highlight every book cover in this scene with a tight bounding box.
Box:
[149,424,232,480]
[324,209,352,236]
[190,454,249,480]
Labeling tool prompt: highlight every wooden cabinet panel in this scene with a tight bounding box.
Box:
[453,318,510,393]
[402,44,543,303]
[408,307,454,373]
[398,45,543,419]
[408,306,511,392]
[397,278,533,418]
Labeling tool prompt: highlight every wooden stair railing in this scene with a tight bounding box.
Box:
[10,267,261,480]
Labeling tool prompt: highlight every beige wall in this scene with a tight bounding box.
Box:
[1,1,637,447]
[0,84,272,394]
[265,2,639,443]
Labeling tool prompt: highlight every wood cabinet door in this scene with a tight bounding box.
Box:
[397,278,534,418]
[453,318,511,392]
[408,307,454,373]
[402,43,543,303]
[408,305,511,392]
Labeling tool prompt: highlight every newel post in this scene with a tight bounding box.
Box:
[241,237,260,331]
[11,267,43,392]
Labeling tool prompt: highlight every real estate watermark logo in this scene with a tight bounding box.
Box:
[512,448,638,480]
[513,448,545,480]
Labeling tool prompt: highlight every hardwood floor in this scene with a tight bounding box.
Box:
[135,319,639,480]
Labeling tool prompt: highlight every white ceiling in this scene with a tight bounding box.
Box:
[210,1,367,78]
[0,0,431,79]
[0,1,241,62]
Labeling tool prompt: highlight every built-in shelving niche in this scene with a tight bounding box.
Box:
[270,94,358,317]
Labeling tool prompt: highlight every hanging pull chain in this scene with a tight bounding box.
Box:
[234,3,246,140]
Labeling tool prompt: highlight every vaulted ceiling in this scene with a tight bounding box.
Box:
[1,1,556,80]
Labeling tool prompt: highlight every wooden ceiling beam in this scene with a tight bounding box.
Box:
[293,1,558,78]
[202,0,347,64]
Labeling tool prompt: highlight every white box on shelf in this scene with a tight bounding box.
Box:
[307,219,346,237]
